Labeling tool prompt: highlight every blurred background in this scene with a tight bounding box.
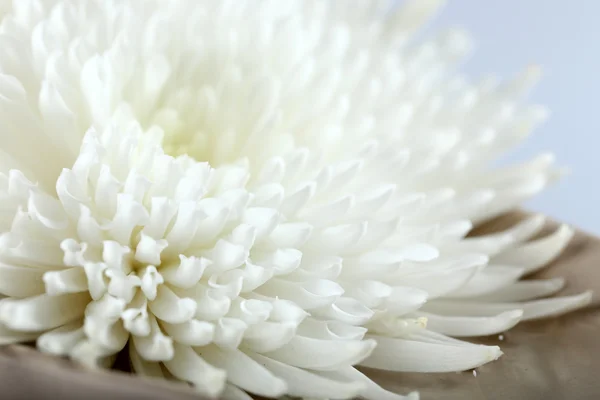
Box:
[429,1,600,234]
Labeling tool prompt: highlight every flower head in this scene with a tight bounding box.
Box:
[0,0,591,399]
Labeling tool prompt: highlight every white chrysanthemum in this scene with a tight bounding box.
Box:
[0,0,592,399]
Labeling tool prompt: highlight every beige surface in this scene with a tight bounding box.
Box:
[0,212,598,400]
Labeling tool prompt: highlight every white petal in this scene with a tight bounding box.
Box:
[321,367,419,400]
[83,262,109,301]
[132,314,174,362]
[163,201,203,252]
[85,294,127,321]
[148,285,196,324]
[139,265,164,300]
[105,269,142,304]
[350,184,397,219]
[418,310,523,337]
[213,317,247,349]
[263,335,376,371]
[395,255,487,298]
[190,200,230,247]
[360,243,440,264]
[297,318,368,341]
[143,197,178,239]
[383,286,429,316]
[163,343,226,397]
[121,302,151,337]
[288,255,343,281]
[347,219,400,255]
[36,321,85,356]
[161,319,215,346]
[509,291,594,320]
[74,208,104,245]
[492,225,573,274]
[70,339,116,369]
[27,190,70,230]
[229,223,257,250]
[257,278,344,310]
[344,280,392,308]
[0,262,45,297]
[237,261,274,292]
[476,277,566,302]
[199,346,287,398]
[185,286,231,321]
[227,298,272,325]
[134,233,168,265]
[311,296,374,325]
[305,222,367,252]
[0,292,89,331]
[83,315,128,352]
[253,248,303,276]
[268,222,313,248]
[503,214,549,242]
[267,297,309,325]
[250,352,365,399]
[280,182,315,217]
[301,195,356,227]
[105,193,149,244]
[207,272,244,299]
[242,207,279,239]
[251,183,285,208]
[366,316,428,338]
[445,265,524,298]
[362,334,502,372]
[423,291,593,320]
[43,267,88,295]
[242,321,297,352]
[160,255,210,289]
[206,239,248,272]
[129,343,165,378]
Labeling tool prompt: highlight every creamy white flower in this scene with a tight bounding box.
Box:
[0,0,591,399]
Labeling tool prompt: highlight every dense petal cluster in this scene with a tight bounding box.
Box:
[0,0,591,399]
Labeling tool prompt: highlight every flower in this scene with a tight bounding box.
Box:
[0,0,592,399]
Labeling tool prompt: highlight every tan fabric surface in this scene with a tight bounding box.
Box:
[0,212,597,400]
[0,345,204,400]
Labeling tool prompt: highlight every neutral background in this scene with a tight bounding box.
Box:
[426,1,599,234]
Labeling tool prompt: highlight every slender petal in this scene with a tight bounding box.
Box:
[492,225,574,274]
[475,277,566,302]
[250,353,366,399]
[0,292,89,331]
[362,334,502,372]
[198,346,288,398]
[418,310,524,337]
[162,343,226,397]
[423,291,593,320]
[263,336,377,371]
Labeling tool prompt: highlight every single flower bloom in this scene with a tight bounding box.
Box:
[0,0,591,399]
